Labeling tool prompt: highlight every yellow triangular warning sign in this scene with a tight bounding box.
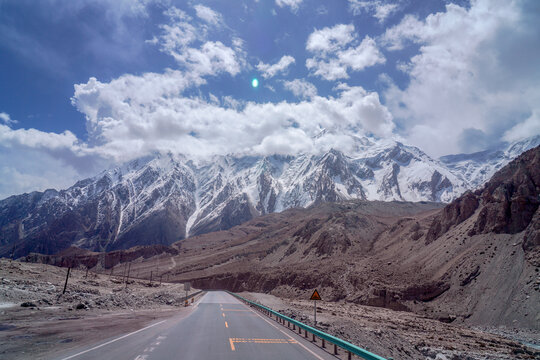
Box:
[310,289,321,301]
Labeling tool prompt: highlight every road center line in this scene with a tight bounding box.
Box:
[225,321,228,328]
[59,320,167,360]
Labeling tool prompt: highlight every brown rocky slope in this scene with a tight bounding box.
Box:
[24,146,540,332]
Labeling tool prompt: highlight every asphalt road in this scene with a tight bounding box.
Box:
[55,291,335,360]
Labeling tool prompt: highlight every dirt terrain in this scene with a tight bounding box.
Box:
[0,259,200,360]
[32,196,539,331]
[240,292,539,360]
[1,257,537,360]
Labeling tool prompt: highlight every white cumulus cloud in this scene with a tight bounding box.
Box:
[0,112,17,125]
[380,0,540,156]
[306,24,355,54]
[70,71,394,161]
[306,24,385,80]
[348,0,400,23]
[283,79,317,99]
[0,122,107,199]
[256,55,295,79]
[275,0,303,12]
[503,111,540,143]
[150,6,245,78]
[0,124,79,150]
[194,4,222,25]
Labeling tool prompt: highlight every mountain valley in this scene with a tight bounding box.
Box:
[25,146,540,333]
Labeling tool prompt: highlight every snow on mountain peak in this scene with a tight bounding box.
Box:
[1,135,538,255]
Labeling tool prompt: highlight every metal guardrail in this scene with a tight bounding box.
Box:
[227,291,388,360]
[183,290,204,302]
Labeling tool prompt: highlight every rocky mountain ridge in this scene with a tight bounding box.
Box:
[428,143,540,255]
[440,135,540,189]
[1,136,538,257]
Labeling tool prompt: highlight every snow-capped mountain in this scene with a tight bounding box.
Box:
[440,135,540,190]
[0,136,537,257]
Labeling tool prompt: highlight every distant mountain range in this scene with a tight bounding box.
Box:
[26,145,540,332]
[1,135,538,257]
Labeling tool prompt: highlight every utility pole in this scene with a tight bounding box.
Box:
[184,282,191,306]
[62,268,71,294]
[121,261,126,281]
[125,263,131,289]
[9,243,16,265]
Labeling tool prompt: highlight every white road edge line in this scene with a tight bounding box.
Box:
[240,299,325,360]
[59,320,167,360]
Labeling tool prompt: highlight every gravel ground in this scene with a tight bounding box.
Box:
[239,292,540,360]
[0,259,201,360]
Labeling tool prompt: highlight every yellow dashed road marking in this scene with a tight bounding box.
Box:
[225,321,228,328]
[228,338,297,351]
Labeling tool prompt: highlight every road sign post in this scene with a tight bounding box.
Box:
[310,289,321,326]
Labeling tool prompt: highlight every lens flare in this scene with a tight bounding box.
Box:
[251,78,259,88]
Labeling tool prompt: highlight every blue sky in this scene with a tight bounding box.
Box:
[0,0,539,198]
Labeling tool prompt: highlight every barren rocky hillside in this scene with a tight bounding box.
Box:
[23,147,540,333]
